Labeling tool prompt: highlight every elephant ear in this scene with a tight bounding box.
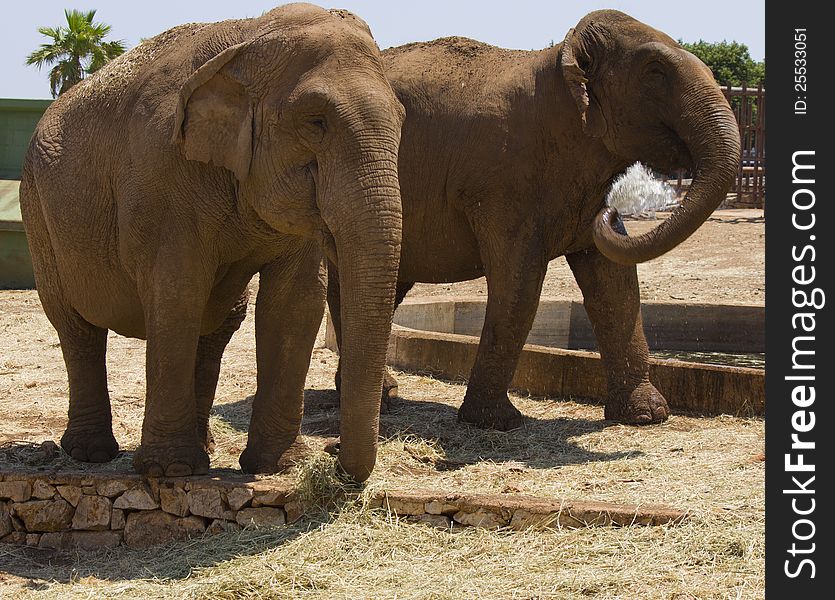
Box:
[559,28,606,138]
[172,42,254,180]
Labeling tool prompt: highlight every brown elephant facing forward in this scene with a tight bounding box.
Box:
[20,3,405,481]
[328,10,741,429]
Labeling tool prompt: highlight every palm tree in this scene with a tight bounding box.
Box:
[26,9,126,98]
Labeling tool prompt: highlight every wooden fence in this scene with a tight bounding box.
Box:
[723,84,765,208]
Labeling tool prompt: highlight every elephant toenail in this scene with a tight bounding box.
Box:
[145,463,165,477]
[165,462,193,477]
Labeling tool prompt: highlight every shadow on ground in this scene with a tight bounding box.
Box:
[212,389,638,471]
[0,519,314,586]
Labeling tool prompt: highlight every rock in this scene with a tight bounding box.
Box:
[37,532,64,549]
[56,485,82,507]
[39,530,122,550]
[284,499,305,524]
[34,440,59,461]
[251,489,291,507]
[113,487,159,510]
[123,511,205,548]
[0,481,32,503]
[407,514,452,528]
[26,533,41,546]
[187,488,234,520]
[509,509,560,531]
[32,480,57,500]
[425,500,459,516]
[385,497,425,516]
[160,486,190,517]
[1,532,27,545]
[13,499,74,532]
[72,496,112,530]
[110,508,125,530]
[1,502,13,538]
[97,480,132,498]
[225,487,254,511]
[146,478,161,504]
[452,509,507,530]
[206,519,242,536]
[10,512,24,532]
[236,507,286,528]
[82,486,97,495]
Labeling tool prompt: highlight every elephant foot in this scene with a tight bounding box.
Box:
[239,437,311,474]
[61,426,119,463]
[458,393,524,431]
[604,381,670,424]
[335,366,399,413]
[133,439,209,477]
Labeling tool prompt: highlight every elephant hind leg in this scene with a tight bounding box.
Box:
[566,246,670,424]
[58,325,118,463]
[459,218,547,430]
[22,183,118,462]
[195,289,250,453]
[328,261,412,410]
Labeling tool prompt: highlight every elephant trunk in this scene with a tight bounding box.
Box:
[319,141,402,483]
[592,80,741,264]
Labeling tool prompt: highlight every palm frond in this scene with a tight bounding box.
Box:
[29,8,127,95]
[25,44,69,68]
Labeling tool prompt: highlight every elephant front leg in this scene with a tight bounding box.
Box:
[239,244,326,474]
[328,260,412,410]
[133,264,211,477]
[459,222,547,430]
[566,246,670,424]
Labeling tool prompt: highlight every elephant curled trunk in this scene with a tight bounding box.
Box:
[591,83,741,265]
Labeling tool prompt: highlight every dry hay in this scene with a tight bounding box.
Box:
[0,447,763,600]
[0,285,764,598]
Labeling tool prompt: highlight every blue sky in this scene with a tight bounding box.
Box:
[2,1,765,99]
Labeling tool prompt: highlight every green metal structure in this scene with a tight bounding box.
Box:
[0,98,51,179]
[0,98,50,288]
[0,180,34,288]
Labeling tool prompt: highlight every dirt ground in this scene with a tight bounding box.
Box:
[411,209,765,304]
[0,209,764,598]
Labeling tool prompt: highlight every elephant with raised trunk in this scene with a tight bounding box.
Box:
[20,3,405,482]
[328,10,741,429]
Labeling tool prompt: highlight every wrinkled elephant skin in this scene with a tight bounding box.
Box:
[20,3,404,482]
[329,10,740,429]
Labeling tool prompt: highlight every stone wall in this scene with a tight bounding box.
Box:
[1,471,685,550]
[0,472,296,549]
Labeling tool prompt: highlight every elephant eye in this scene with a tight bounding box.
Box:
[642,61,668,88]
[644,61,666,77]
[309,117,327,133]
[298,115,328,145]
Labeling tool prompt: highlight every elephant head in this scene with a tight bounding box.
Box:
[172,4,405,482]
[559,10,741,264]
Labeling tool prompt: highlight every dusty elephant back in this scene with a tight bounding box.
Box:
[382,37,539,112]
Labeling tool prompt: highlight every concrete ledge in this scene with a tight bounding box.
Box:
[0,470,685,549]
[389,298,764,353]
[383,327,763,417]
[325,297,764,416]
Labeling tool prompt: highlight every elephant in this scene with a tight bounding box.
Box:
[327,10,741,430]
[19,3,405,482]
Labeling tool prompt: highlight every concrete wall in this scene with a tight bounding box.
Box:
[325,298,765,416]
[383,327,764,417]
[0,99,51,179]
[391,298,765,353]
